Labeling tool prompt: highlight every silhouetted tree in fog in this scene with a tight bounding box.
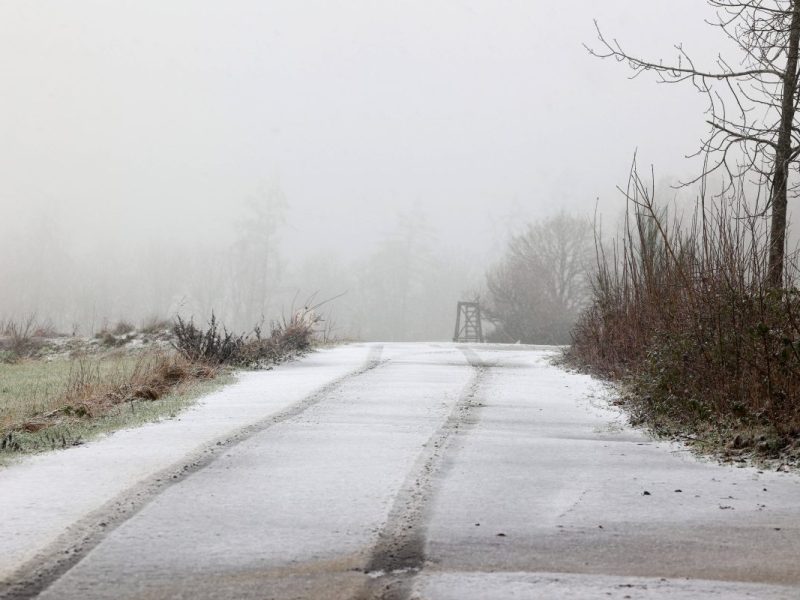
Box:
[485,213,594,344]
[350,209,472,341]
[227,184,286,328]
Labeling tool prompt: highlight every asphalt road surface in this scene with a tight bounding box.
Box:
[2,343,799,599]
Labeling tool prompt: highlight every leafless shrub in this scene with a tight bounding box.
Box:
[112,321,135,335]
[32,319,58,338]
[172,314,246,365]
[238,310,319,367]
[1,315,45,359]
[318,313,341,344]
[172,308,319,368]
[569,160,800,452]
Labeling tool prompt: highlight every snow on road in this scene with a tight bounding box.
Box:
[0,344,380,583]
[1,343,799,599]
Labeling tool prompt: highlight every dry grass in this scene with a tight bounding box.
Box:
[0,350,217,456]
[568,163,800,463]
[56,351,216,417]
[0,315,56,362]
[0,309,321,459]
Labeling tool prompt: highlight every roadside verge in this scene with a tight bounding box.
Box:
[0,344,376,586]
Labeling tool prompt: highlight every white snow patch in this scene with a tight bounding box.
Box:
[414,571,798,599]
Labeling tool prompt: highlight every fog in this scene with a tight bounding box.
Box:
[0,1,730,339]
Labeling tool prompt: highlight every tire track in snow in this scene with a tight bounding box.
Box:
[1,345,386,600]
[355,347,488,600]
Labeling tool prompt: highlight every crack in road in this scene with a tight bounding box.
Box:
[355,348,488,600]
[1,345,387,600]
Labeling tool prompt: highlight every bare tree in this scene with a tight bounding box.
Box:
[587,0,800,286]
[485,213,594,344]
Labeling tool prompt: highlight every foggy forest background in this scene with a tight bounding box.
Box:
[3,1,795,346]
[0,182,602,343]
[0,1,731,345]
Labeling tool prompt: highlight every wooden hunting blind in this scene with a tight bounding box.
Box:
[453,301,484,343]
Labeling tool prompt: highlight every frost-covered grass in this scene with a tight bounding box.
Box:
[0,311,320,462]
[1,355,141,427]
[1,359,79,427]
[0,352,225,460]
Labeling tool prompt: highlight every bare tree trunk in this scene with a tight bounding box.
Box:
[768,1,800,288]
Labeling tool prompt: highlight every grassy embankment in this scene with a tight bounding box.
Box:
[567,167,800,468]
[0,352,226,461]
[0,314,316,463]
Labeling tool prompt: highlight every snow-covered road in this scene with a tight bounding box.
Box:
[2,343,799,599]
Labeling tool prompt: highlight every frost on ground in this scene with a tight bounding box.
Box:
[414,572,798,600]
[2,343,799,600]
[0,344,374,581]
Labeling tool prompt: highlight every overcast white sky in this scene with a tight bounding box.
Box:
[0,1,729,261]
